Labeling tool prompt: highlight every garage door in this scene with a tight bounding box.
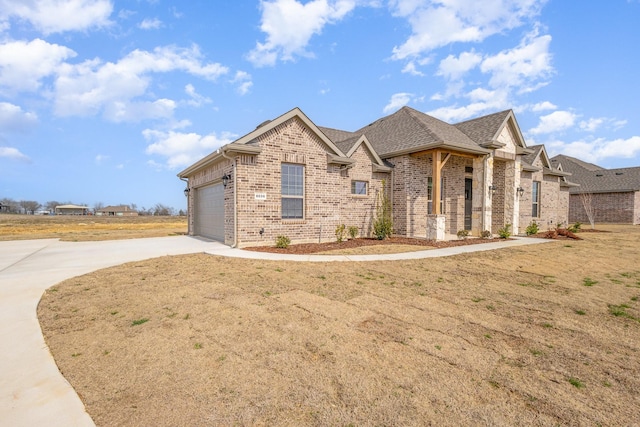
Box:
[194,183,225,241]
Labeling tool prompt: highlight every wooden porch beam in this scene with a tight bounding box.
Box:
[411,149,478,159]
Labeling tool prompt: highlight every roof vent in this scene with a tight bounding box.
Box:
[615,172,623,175]
[256,119,271,129]
[595,173,603,177]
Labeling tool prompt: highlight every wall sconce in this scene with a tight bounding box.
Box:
[488,184,497,195]
[222,172,232,188]
[183,187,190,197]
[517,186,525,197]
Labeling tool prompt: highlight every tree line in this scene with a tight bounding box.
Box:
[0,199,184,216]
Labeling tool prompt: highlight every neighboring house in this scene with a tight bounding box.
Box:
[95,205,138,216]
[551,155,640,225]
[55,204,90,215]
[178,107,571,247]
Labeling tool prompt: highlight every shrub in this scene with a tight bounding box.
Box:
[497,224,511,239]
[373,180,393,240]
[275,235,291,249]
[335,224,346,242]
[348,226,358,240]
[457,229,470,239]
[567,222,582,233]
[525,221,539,236]
[481,230,492,239]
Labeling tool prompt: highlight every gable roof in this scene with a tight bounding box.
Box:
[346,106,490,158]
[454,110,509,146]
[551,154,640,193]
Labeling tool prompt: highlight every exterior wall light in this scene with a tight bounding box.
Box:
[183,187,190,197]
[222,172,232,188]
[517,186,525,197]
[489,184,497,195]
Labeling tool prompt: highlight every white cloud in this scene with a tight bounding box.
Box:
[480,30,553,91]
[553,136,640,164]
[0,146,30,161]
[138,17,162,30]
[390,0,546,60]
[142,128,237,169]
[579,117,604,133]
[436,50,482,80]
[247,0,358,67]
[529,110,577,135]
[383,92,415,114]
[184,84,211,107]
[95,154,109,164]
[231,71,253,95]
[427,88,510,122]
[0,39,76,93]
[53,45,228,121]
[0,0,113,34]
[401,61,424,76]
[0,102,38,132]
[531,101,557,112]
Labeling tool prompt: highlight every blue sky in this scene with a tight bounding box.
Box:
[1,0,639,211]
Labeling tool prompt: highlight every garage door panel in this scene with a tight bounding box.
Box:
[195,183,224,241]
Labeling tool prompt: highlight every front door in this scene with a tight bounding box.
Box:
[464,178,472,230]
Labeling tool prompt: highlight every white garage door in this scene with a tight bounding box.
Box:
[194,183,225,241]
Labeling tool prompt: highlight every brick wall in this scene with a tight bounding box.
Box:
[569,191,637,224]
[388,153,470,237]
[222,117,390,247]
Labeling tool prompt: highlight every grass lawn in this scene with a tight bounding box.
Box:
[0,214,186,241]
[38,225,640,426]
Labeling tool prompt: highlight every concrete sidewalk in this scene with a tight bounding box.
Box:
[0,235,549,426]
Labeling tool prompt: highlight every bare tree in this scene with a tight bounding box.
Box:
[45,201,60,212]
[579,191,595,229]
[19,200,41,215]
[93,202,104,213]
[153,203,175,216]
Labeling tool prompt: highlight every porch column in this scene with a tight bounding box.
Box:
[508,158,521,234]
[472,155,493,236]
[427,150,447,241]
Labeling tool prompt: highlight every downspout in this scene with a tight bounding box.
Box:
[179,176,190,235]
[221,148,238,248]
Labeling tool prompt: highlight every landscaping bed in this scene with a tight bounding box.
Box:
[245,236,498,254]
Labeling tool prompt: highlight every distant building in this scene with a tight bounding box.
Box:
[95,205,138,217]
[551,155,640,225]
[55,204,90,215]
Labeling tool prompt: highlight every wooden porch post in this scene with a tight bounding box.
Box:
[433,150,441,214]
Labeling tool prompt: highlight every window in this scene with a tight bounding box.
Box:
[351,180,368,195]
[281,164,304,219]
[427,177,445,214]
[532,181,541,217]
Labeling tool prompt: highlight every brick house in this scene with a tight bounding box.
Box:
[178,107,571,247]
[95,205,139,217]
[551,155,640,225]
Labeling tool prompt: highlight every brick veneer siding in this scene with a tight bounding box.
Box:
[187,117,389,247]
[569,191,639,224]
[491,160,506,233]
[388,153,471,237]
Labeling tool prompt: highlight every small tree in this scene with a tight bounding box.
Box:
[373,180,393,240]
[579,191,595,229]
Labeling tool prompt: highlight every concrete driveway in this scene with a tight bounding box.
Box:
[0,236,228,427]
[0,235,548,426]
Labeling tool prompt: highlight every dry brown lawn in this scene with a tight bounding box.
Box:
[0,214,186,241]
[39,225,640,426]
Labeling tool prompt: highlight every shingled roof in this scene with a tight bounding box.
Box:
[551,154,640,194]
[454,110,513,146]
[322,106,491,158]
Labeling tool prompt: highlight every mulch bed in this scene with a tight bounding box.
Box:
[245,236,499,255]
[529,228,583,240]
